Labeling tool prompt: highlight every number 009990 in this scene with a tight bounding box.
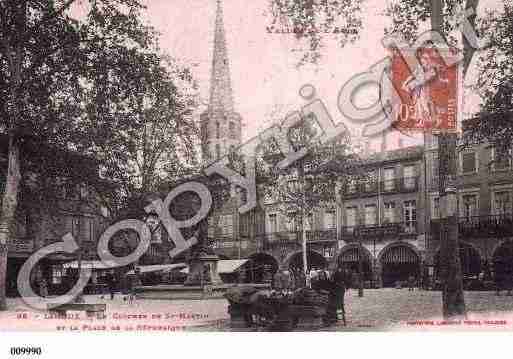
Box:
[10,347,42,356]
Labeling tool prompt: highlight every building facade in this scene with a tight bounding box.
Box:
[201,1,513,287]
[4,143,109,297]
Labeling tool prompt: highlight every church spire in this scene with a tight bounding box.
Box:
[200,0,242,165]
[208,0,234,114]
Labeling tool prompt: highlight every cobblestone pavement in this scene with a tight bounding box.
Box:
[3,289,513,332]
[191,288,513,332]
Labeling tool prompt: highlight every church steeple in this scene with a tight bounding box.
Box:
[209,0,234,114]
[201,0,242,165]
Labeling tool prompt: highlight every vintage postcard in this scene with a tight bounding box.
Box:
[1,1,513,353]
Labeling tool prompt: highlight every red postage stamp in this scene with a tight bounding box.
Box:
[390,47,460,133]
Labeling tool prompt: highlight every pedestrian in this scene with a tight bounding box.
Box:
[272,264,293,294]
[39,278,48,298]
[106,272,116,300]
[495,262,504,296]
[408,274,415,291]
[317,270,337,326]
[333,266,349,326]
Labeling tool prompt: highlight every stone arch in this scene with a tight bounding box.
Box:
[244,252,279,284]
[433,241,482,278]
[377,241,421,264]
[284,250,327,273]
[336,244,373,282]
[378,242,421,287]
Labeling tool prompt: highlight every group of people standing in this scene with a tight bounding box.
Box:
[272,265,352,326]
[311,267,351,326]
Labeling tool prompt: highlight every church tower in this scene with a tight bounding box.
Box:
[201,0,242,165]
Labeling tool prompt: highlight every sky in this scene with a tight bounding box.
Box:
[83,0,504,151]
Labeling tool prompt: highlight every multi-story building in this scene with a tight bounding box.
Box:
[4,139,108,297]
[425,131,513,283]
[338,145,427,287]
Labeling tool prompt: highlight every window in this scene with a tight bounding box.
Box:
[323,246,334,258]
[431,153,439,187]
[345,207,357,231]
[304,212,313,231]
[492,147,511,171]
[286,212,298,232]
[383,202,395,223]
[461,194,478,219]
[216,121,220,139]
[80,184,89,199]
[404,200,417,233]
[461,152,477,174]
[287,179,300,192]
[216,144,221,159]
[240,213,250,236]
[269,213,278,233]
[324,210,336,230]
[71,216,80,239]
[364,171,376,192]
[493,191,511,216]
[364,204,377,226]
[52,265,63,285]
[229,122,237,139]
[403,165,416,189]
[65,183,80,200]
[219,215,233,236]
[347,178,357,193]
[432,197,440,219]
[383,168,395,191]
[207,217,215,239]
[83,218,95,242]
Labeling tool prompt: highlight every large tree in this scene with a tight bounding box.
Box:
[256,112,366,288]
[0,0,199,310]
[463,2,513,155]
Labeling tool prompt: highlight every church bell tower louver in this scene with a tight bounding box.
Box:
[201,0,242,165]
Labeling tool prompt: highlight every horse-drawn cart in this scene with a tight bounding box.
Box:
[225,287,330,331]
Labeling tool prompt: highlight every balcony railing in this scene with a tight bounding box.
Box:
[431,214,513,238]
[8,240,34,253]
[211,230,337,251]
[340,222,417,241]
[381,177,419,193]
[343,177,419,197]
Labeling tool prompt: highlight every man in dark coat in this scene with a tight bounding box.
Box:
[106,272,116,300]
[333,266,349,326]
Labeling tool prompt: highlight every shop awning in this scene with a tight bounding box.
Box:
[180,259,249,275]
[218,259,248,274]
[127,263,187,275]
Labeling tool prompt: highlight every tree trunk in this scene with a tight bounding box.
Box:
[0,136,22,311]
[431,0,467,319]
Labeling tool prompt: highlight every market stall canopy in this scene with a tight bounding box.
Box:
[63,260,116,270]
[180,259,248,274]
[127,263,187,275]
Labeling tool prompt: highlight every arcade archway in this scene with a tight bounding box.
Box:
[380,244,420,287]
[493,241,513,281]
[287,250,327,275]
[287,250,327,287]
[337,246,372,281]
[244,253,279,284]
[434,242,481,279]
